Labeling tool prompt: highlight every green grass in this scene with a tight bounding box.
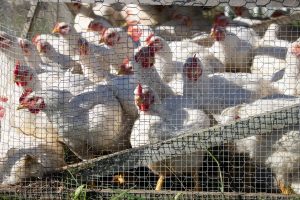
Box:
[110,187,145,200]
[203,147,225,200]
[72,184,87,200]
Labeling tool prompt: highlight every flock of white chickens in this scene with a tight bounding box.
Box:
[0,2,299,194]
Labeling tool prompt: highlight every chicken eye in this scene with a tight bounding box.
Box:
[60,25,68,29]
[45,44,50,50]
[154,39,160,44]
[235,115,241,120]
[24,43,30,48]
[107,32,116,39]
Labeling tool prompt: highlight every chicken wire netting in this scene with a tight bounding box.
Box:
[0,0,300,199]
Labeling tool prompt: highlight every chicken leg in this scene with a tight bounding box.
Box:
[155,175,165,191]
[277,179,295,195]
[112,173,126,185]
[193,173,201,191]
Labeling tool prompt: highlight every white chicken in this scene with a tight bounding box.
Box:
[127,24,154,48]
[0,78,63,185]
[52,22,82,59]
[0,122,65,185]
[259,23,290,48]
[71,3,112,30]
[209,25,254,73]
[101,27,135,74]
[133,46,175,99]
[67,3,113,45]
[17,88,87,159]
[182,56,276,114]
[11,61,60,140]
[52,22,114,75]
[16,89,59,140]
[18,82,127,159]
[77,37,113,83]
[17,38,43,72]
[266,130,300,194]
[32,34,78,72]
[167,38,224,95]
[86,19,112,39]
[271,40,300,96]
[131,84,210,191]
[0,31,30,118]
[145,34,175,83]
[217,95,300,194]
[213,13,260,48]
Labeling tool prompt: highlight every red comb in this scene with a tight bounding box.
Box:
[0,105,5,120]
[137,83,143,95]
[122,57,129,64]
[13,61,20,83]
[0,96,8,102]
[19,88,33,103]
[14,61,20,72]
[145,33,155,45]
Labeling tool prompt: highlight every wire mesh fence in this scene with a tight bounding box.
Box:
[0,0,300,199]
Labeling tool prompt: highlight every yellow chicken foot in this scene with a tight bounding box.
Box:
[112,173,126,185]
[277,179,295,195]
[193,173,201,191]
[155,175,165,191]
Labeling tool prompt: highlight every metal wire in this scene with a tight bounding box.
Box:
[0,1,300,199]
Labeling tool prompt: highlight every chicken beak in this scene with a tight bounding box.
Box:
[79,45,88,55]
[210,30,215,38]
[150,56,155,65]
[52,27,60,34]
[99,37,105,44]
[87,22,93,32]
[134,95,143,105]
[36,42,44,53]
[14,76,21,83]
[121,21,128,27]
[17,104,26,110]
[117,67,125,75]
[36,44,42,53]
